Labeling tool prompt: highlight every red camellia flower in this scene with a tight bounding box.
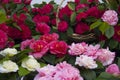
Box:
[13,0,22,4]
[0,23,8,33]
[19,24,32,40]
[2,0,9,4]
[58,21,68,32]
[113,25,120,42]
[76,12,88,22]
[41,4,53,14]
[0,30,8,49]
[75,0,80,4]
[36,23,50,34]
[49,41,68,57]
[40,33,59,43]
[75,22,89,34]
[76,4,88,11]
[33,15,50,24]
[23,0,32,4]
[30,40,49,58]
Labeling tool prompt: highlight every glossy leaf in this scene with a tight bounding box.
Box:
[105,26,114,39]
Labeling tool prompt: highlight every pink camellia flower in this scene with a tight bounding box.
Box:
[75,22,89,34]
[58,21,68,32]
[97,48,115,66]
[13,0,22,4]
[106,64,120,76]
[21,39,35,50]
[101,10,118,26]
[83,44,100,59]
[54,61,83,80]
[30,40,49,58]
[0,30,8,49]
[36,23,50,34]
[68,42,88,55]
[33,15,50,23]
[49,41,68,57]
[113,25,120,42]
[40,33,59,43]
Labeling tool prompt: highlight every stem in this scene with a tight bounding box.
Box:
[105,0,110,9]
[56,0,65,28]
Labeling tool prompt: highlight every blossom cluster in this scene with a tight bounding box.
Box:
[69,42,115,69]
[34,61,83,80]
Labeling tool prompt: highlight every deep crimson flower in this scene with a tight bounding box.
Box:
[0,23,8,33]
[19,24,32,40]
[8,27,21,39]
[7,41,15,48]
[88,0,98,3]
[30,40,49,58]
[49,41,68,57]
[36,23,50,34]
[13,13,27,25]
[58,21,68,32]
[76,12,88,22]
[33,15,50,23]
[75,22,89,34]
[41,4,53,14]
[40,33,59,43]
[23,0,32,4]
[86,6,104,18]
[59,5,72,19]
[75,0,80,4]
[113,25,120,42]
[23,7,29,12]
[0,30,8,49]
[51,19,56,26]
[2,0,9,3]
[13,0,22,4]
[76,4,88,11]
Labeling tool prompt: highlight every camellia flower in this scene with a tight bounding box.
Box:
[113,25,120,42]
[75,55,98,69]
[58,21,68,32]
[30,40,49,58]
[23,0,32,4]
[0,30,8,49]
[83,44,100,59]
[101,10,118,26]
[97,48,115,66]
[0,23,9,33]
[22,55,40,71]
[40,33,59,43]
[106,64,120,77]
[0,48,17,57]
[2,0,9,3]
[21,39,35,50]
[49,41,68,57]
[75,22,89,34]
[0,60,18,73]
[13,0,22,4]
[36,23,50,34]
[68,42,88,55]
[76,12,88,22]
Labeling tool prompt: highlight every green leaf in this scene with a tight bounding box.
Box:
[109,39,118,49]
[13,44,20,48]
[40,62,47,67]
[99,22,110,34]
[67,27,74,35]
[117,57,120,68]
[0,9,7,23]
[105,26,114,39]
[70,12,76,23]
[81,69,96,80]
[13,23,22,31]
[42,54,56,65]
[99,40,105,48]
[80,0,87,3]
[18,67,30,76]
[97,72,114,79]
[68,2,75,10]
[90,20,102,30]
[96,61,104,69]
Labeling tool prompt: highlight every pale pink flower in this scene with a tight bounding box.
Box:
[20,39,35,50]
[97,48,115,66]
[68,42,88,55]
[101,10,118,26]
[75,55,97,69]
[29,40,49,58]
[83,44,100,59]
[106,64,120,76]
[54,61,83,80]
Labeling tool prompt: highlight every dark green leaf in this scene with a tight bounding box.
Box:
[97,72,114,79]
[70,12,76,23]
[109,39,118,49]
[80,0,87,3]
[99,40,105,48]
[105,26,114,39]
[117,57,120,68]
[99,22,110,34]
[18,67,30,76]
[67,27,74,35]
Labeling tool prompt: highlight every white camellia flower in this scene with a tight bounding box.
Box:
[22,55,40,71]
[0,48,17,57]
[75,55,98,69]
[0,60,19,73]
